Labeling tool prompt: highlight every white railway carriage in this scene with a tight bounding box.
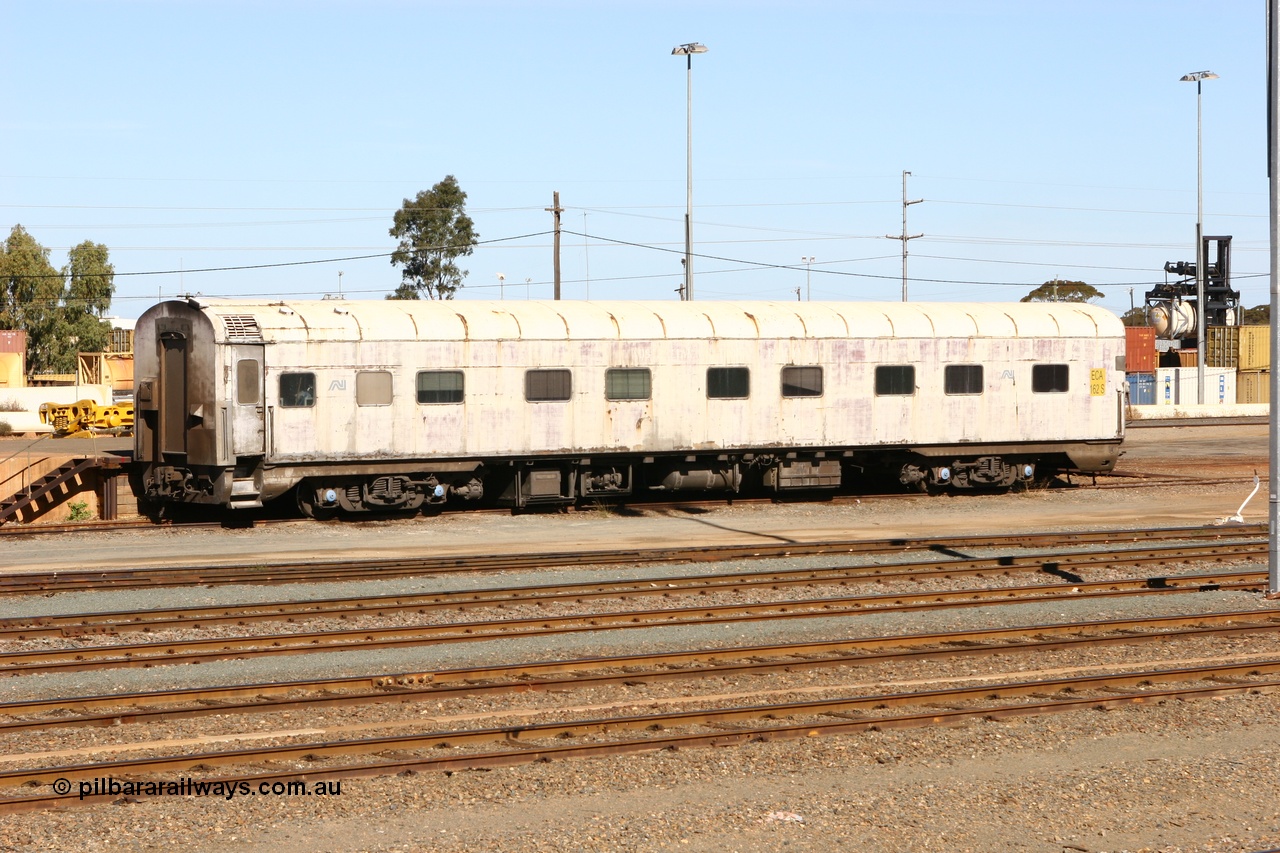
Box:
[131,298,1126,515]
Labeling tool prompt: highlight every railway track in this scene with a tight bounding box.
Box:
[0,539,1267,639]
[1,523,1276,818]
[2,609,1278,736]
[3,653,1279,814]
[0,543,1268,676]
[0,523,1265,595]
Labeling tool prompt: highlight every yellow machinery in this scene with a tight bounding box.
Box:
[39,399,134,437]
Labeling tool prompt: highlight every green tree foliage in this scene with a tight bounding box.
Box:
[1,225,59,335]
[387,283,421,300]
[0,226,115,374]
[52,241,115,371]
[1120,307,1148,327]
[1241,304,1270,325]
[388,175,478,300]
[1019,279,1104,303]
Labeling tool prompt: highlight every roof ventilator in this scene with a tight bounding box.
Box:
[220,314,263,342]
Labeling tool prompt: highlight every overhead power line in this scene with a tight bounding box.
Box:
[2,232,554,279]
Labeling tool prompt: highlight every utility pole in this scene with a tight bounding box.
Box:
[1268,0,1279,598]
[545,191,563,300]
[885,170,924,301]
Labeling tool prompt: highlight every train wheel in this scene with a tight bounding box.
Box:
[296,486,338,521]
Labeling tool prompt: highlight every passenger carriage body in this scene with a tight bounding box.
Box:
[131,298,1125,514]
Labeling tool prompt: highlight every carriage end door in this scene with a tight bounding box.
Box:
[231,346,266,456]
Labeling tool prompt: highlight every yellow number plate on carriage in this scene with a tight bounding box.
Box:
[1089,368,1106,396]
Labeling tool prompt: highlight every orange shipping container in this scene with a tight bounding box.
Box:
[1124,326,1157,374]
[0,329,27,355]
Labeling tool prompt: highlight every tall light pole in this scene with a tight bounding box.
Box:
[672,42,708,301]
[1181,70,1217,404]
[802,256,815,301]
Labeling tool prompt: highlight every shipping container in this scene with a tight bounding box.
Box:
[1206,326,1236,367]
[107,328,134,354]
[0,329,27,355]
[1124,326,1157,374]
[1125,372,1156,406]
[1238,326,1269,369]
[1153,366,1236,405]
[1207,325,1271,370]
[0,352,22,389]
[1237,369,1271,404]
[1176,348,1198,367]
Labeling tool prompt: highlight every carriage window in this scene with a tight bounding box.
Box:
[356,371,393,406]
[279,372,315,408]
[1032,364,1069,393]
[875,365,915,396]
[416,370,464,404]
[526,369,572,401]
[236,359,260,405]
[781,366,823,398]
[707,367,750,399]
[605,368,651,401]
[944,364,983,396]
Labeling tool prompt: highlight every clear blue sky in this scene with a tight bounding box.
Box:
[1,1,1268,319]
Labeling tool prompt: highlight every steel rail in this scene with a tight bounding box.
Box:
[0,524,1263,595]
[1,540,1266,639]
[3,612,1280,736]
[2,660,1278,814]
[0,568,1268,677]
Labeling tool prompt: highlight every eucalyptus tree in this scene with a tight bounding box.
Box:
[388,175,478,300]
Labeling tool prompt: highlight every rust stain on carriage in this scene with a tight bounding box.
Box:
[455,313,470,340]
[743,312,760,335]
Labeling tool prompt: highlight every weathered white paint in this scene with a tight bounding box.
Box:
[147,299,1123,465]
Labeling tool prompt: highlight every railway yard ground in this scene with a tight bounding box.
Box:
[1,422,1279,853]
